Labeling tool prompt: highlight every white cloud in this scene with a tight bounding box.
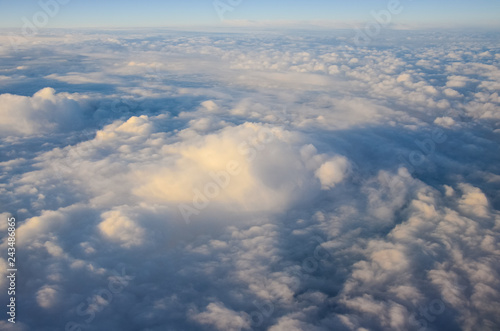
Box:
[190,302,249,331]
[98,210,146,248]
[36,285,60,309]
[443,88,462,98]
[458,184,490,218]
[0,88,90,137]
[434,116,456,127]
[446,75,469,88]
[315,156,350,189]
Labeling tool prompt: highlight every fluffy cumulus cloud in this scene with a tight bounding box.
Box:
[0,88,91,137]
[98,210,146,248]
[0,28,499,331]
[315,156,350,190]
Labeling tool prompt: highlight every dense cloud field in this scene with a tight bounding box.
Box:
[0,29,499,330]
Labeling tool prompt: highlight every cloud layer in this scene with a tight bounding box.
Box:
[0,28,499,331]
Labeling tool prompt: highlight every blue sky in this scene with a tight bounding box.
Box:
[0,0,499,28]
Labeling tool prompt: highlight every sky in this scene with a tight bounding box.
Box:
[0,0,500,28]
[1,1,500,330]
